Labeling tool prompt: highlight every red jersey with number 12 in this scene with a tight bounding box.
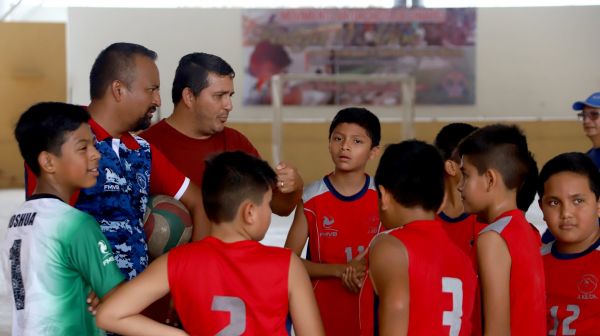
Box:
[167,236,291,335]
[542,238,600,335]
[303,175,380,336]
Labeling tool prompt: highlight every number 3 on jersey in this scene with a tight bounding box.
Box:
[442,277,463,336]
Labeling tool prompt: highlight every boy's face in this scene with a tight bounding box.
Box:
[540,171,600,253]
[329,122,377,173]
[54,124,100,189]
[250,188,273,241]
[458,155,489,218]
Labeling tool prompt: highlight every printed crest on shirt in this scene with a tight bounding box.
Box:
[578,274,598,300]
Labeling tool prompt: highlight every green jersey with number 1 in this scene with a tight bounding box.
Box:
[1,194,124,335]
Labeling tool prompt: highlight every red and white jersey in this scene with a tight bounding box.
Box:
[542,238,600,336]
[480,209,546,335]
[303,175,380,336]
[359,219,477,336]
[167,236,291,335]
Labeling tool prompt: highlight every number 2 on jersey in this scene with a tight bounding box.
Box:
[212,295,246,336]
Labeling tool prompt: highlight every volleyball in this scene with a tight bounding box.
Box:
[143,195,193,258]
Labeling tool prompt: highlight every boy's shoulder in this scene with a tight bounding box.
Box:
[302,174,375,202]
[479,209,526,235]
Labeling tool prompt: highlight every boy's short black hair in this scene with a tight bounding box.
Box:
[457,124,537,193]
[328,107,381,147]
[172,52,235,104]
[202,151,276,223]
[375,140,444,212]
[538,152,600,199]
[89,42,157,100]
[516,152,539,211]
[434,122,478,161]
[14,102,90,176]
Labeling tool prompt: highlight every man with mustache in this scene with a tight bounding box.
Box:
[141,52,302,216]
[26,42,207,281]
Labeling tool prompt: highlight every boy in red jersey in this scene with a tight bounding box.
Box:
[434,123,485,259]
[457,124,546,335]
[360,140,477,335]
[96,151,324,336]
[285,107,381,336]
[538,152,600,335]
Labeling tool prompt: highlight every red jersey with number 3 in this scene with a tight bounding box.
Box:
[359,220,477,336]
[167,236,291,335]
[542,238,600,336]
[303,175,381,336]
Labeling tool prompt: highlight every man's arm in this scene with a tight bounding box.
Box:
[369,234,410,336]
[96,255,188,336]
[178,182,210,241]
[271,162,303,216]
[288,253,325,336]
[477,231,511,336]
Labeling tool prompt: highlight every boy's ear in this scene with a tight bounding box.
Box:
[378,185,390,211]
[369,145,381,160]
[595,197,600,218]
[444,160,458,177]
[240,200,256,225]
[484,168,497,192]
[38,151,56,174]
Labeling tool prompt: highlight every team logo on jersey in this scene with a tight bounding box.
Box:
[104,168,127,191]
[323,216,335,228]
[98,240,116,266]
[577,274,598,300]
[320,215,338,237]
[136,172,147,191]
[98,241,110,255]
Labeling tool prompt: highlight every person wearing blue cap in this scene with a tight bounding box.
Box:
[573,92,600,168]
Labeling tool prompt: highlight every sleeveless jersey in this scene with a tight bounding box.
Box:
[168,236,291,335]
[541,238,600,335]
[359,219,477,335]
[437,212,486,335]
[1,195,124,336]
[303,175,380,336]
[480,209,546,335]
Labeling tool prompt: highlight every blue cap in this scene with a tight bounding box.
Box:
[573,92,600,110]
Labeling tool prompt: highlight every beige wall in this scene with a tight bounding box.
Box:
[231,120,590,183]
[0,22,66,188]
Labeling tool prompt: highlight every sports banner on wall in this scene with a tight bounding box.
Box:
[242,8,476,106]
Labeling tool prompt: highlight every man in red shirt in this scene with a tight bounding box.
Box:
[140,52,302,216]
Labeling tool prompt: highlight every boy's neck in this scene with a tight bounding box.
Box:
[442,178,464,218]
[386,203,436,229]
[481,194,518,224]
[210,220,254,243]
[33,177,74,203]
[328,170,367,196]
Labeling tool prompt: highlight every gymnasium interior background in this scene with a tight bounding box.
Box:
[1,1,599,334]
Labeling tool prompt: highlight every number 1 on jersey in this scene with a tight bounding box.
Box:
[344,246,365,262]
[9,239,25,310]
